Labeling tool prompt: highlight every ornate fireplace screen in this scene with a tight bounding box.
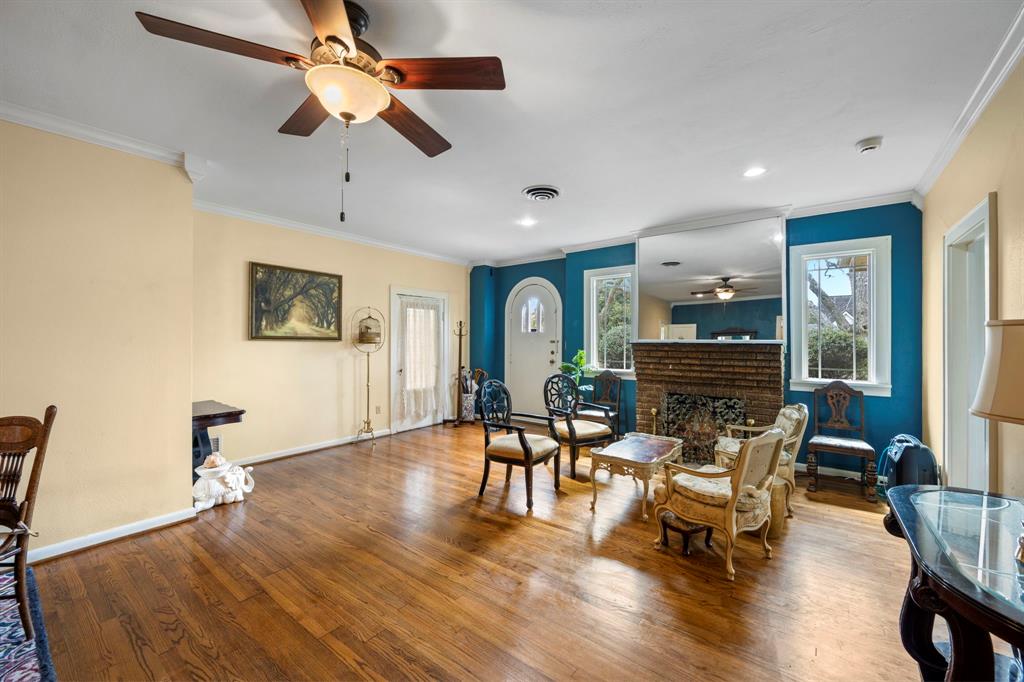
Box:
[660,393,745,464]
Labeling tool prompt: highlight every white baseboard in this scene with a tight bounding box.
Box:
[29,507,196,564]
[795,462,888,485]
[234,429,392,466]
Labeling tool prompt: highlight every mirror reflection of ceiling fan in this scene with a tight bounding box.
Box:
[690,277,758,301]
[135,0,505,157]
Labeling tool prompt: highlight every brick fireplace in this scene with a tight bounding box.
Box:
[632,341,785,441]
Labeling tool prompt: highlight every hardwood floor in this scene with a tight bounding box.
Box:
[35,424,921,680]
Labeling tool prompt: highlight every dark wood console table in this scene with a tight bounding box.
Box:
[885,485,1024,680]
[192,400,245,481]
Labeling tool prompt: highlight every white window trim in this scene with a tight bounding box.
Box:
[788,236,892,398]
[583,264,638,379]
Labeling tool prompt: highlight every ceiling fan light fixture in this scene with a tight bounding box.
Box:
[305,64,390,123]
[716,289,736,301]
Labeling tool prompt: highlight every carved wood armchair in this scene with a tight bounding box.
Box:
[0,405,57,641]
[653,428,784,580]
[478,380,560,510]
[807,381,876,501]
[542,373,614,480]
[576,369,622,437]
[714,403,809,517]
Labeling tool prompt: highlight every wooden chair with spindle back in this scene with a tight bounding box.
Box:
[576,369,622,437]
[0,405,57,641]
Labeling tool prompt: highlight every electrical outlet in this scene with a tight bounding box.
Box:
[375,405,381,415]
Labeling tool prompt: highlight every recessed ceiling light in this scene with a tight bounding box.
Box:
[743,166,767,178]
[517,217,537,228]
[661,260,681,267]
[696,293,704,298]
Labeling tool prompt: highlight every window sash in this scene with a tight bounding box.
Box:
[584,266,637,373]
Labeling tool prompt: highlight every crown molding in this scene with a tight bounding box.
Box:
[787,190,922,219]
[0,100,183,167]
[560,235,636,255]
[193,201,469,266]
[632,206,790,239]
[481,252,566,268]
[915,2,1024,197]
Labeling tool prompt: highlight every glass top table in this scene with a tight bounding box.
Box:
[911,489,1024,615]
[886,485,1024,680]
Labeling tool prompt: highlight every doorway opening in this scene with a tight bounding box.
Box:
[944,193,998,489]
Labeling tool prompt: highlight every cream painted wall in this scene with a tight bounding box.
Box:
[193,211,469,460]
[638,291,672,339]
[0,121,194,546]
[923,60,1024,494]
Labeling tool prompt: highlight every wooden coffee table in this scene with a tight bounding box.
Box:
[590,432,682,521]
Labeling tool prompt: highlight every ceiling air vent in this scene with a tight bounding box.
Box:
[522,185,560,202]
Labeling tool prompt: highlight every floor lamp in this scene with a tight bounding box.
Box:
[969,319,1024,560]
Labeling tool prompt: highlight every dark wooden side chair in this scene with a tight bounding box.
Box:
[543,374,614,480]
[478,380,560,510]
[0,405,57,641]
[806,381,876,502]
[577,369,622,437]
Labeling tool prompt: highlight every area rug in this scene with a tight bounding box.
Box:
[0,568,56,682]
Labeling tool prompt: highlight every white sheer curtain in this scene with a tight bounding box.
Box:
[396,295,445,422]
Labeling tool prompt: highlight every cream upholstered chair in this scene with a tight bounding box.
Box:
[654,428,785,580]
[714,404,808,517]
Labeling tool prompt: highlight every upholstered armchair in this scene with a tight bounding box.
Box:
[478,379,560,510]
[542,373,614,479]
[714,403,808,517]
[654,428,785,580]
[576,369,622,436]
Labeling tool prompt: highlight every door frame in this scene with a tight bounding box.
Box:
[504,276,563,397]
[943,192,998,489]
[389,286,451,433]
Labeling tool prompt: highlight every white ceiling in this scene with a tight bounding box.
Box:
[638,218,783,303]
[2,0,1021,264]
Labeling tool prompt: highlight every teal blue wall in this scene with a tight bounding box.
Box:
[785,202,923,472]
[671,297,783,340]
[469,202,924,469]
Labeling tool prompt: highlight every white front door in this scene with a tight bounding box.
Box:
[391,290,449,433]
[944,197,995,489]
[506,278,561,414]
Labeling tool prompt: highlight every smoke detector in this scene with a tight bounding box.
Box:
[856,136,883,154]
[522,185,560,202]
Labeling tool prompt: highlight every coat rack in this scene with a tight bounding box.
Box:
[453,321,469,427]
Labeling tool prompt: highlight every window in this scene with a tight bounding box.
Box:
[789,236,891,397]
[520,297,544,333]
[584,265,637,373]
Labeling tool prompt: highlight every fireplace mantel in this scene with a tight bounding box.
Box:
[632,341,784,436]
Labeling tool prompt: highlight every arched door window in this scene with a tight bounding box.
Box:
[521,297,544,333]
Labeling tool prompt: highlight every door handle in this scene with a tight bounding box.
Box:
[398,368,403,375]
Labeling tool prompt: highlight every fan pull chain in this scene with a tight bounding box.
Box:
[339,122,350,223]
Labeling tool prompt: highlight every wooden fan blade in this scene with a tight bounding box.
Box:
[690,289,716,296]
[135,12,312,69]
[279,94,330,136]
[378,57,505,90]
[299,0,357,60]
[378,95,451,157]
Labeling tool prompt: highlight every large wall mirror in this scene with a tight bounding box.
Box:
[637,218,785,341]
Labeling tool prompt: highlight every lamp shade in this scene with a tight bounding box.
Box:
[970,320,1024,425]
[304,64,390,123]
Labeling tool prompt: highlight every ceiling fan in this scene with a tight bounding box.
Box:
[135,0,505,158]
[690,277,757,301]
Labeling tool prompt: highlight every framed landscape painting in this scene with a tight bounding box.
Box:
[249,262,342,340]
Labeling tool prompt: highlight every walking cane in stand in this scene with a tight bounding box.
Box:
[453,321,469,427]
